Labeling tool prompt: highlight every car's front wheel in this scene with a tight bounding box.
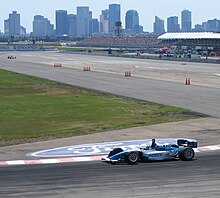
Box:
[126,152,139,164]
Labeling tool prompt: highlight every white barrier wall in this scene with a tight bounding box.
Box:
[0,45,40,51]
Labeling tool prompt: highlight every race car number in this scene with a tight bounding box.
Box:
[148,153,163,157]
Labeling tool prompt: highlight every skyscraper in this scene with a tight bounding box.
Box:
[206,19,220,32]
[77,6,90,37]
[68,14,77,37]
[9,11,20,35]
[181,10,192,32]
[33,15,54,37]
[167,16,180,32]
[153,16,165,35]
[20,26,26,35]
[194,24,205,32]
[109,4,121,33]
[4,19,9,35]
[125,10,140,33]
[89,11,93,35]
[91,19,99,34]
[100,9,109,33]
[55,10,68,36]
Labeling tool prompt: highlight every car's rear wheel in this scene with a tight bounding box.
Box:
[179,148,195,161]
[108,148,123,157]
[126,151,139,164]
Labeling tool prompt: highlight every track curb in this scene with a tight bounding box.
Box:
[0,144,220,166]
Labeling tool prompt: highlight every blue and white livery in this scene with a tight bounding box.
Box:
[102,138,197,164]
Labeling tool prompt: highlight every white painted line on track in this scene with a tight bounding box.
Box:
[6,160,26,165]
[40,159,59,164]
[1,145,220,167]
[72,157,94,162]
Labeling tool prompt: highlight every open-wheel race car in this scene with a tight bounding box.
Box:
[102,139,197,164]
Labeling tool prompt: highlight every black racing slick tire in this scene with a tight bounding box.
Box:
[126,151,139,164]
[179,148,195,161]
[108,148,123,157]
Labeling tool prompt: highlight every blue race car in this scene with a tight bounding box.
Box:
[102,139,197,164]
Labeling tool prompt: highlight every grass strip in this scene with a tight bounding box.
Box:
[0,69,205,146]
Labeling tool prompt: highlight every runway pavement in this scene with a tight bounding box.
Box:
[0,151,219,198]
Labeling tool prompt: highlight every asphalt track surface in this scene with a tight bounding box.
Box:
[0,52,220,117]
[0,52,220,197]
[0,151,220,198]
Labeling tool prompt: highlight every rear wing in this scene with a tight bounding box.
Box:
[177,139,197,148]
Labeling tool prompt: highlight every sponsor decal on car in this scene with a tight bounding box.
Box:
[148,153,163,157]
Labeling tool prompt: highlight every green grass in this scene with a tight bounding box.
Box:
[0,69,205,146]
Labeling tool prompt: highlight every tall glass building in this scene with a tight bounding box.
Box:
[125,10,139,33]
[68,14,77,37]
[100,9,109,33]
[4,19,9,35]
[181,10,192,32]
[206,19,220,32]
[91,19,99,34]
[153,16,165,35]
[77,6,90,37]
[167,16,180,32]
[109,4,121,33]
[55,10,68,36]
[9,11,20,35]
[33,15,54,37]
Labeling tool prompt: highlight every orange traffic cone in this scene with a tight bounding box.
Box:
[187,78,190,85]
[185,78,191,85]
[83,67,91,71]
[125,71,131,77]
[54,63,62,67]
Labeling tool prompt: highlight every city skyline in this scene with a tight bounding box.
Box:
[1,0,220,33]
[2,9,220,36]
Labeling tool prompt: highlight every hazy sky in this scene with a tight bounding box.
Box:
[1,0,220,33]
